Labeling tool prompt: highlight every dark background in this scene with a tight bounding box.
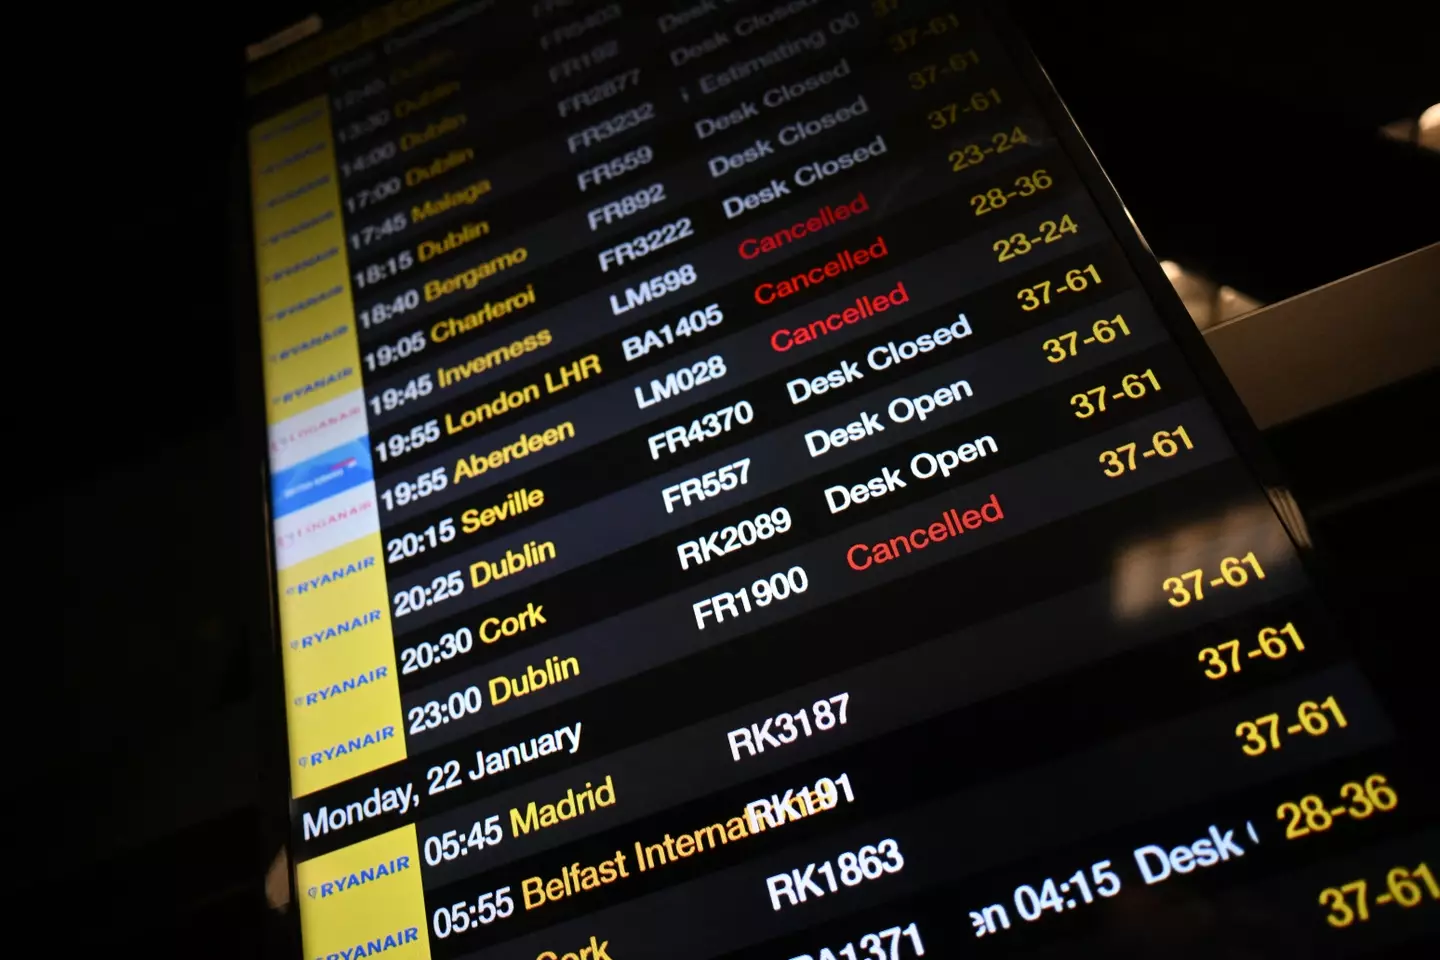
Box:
[17,2,1437,954]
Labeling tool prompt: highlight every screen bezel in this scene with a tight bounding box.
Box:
[229,3,1352,950]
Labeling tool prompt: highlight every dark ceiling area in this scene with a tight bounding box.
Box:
[20,2,1435,955]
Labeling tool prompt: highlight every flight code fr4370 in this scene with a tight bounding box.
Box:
[649,399,753,460]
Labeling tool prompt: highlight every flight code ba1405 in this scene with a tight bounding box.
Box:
[624,303,723,360]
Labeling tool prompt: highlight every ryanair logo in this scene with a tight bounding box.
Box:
[289,608,383,650]
[298,725,395,767]
[306,854,412,900]
[295,665,389,707]
[284,555,375,596]
[273,366,354,405]
[270,324,349,363]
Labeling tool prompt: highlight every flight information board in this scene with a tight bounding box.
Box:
[243,2,1437,958]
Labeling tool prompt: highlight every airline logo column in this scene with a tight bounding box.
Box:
[249,98,407,798]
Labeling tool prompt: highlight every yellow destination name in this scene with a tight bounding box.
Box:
[438,329,551,389]
[395,80,460,117]
[425,247,528,302]
[431,282,535,342]
[412,177,492,224]
[489,653,578,704]
[418,220,489,262]
[405,147,474,187]
[462,487,545,532]
[511,775,616,836]
[400,112,465,151]
[454,421,574,483]
[522,811,757,910]
[391,49,453,85]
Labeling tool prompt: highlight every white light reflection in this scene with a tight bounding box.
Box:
[1110,502,1299,621]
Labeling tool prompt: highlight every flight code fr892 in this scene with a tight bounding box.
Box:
[623,303,723,360]
[588,182,666,231]
[677,506,792,570]
[790,923,925,960]
[768,838,905,911]
[693,566,809,629]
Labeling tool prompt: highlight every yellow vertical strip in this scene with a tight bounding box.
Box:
[249,98,406,796]
[295,825,432,960]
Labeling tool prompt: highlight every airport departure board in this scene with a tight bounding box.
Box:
[243,2,1437,958]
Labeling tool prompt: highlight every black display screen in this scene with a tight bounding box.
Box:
[242,2,1437,957]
